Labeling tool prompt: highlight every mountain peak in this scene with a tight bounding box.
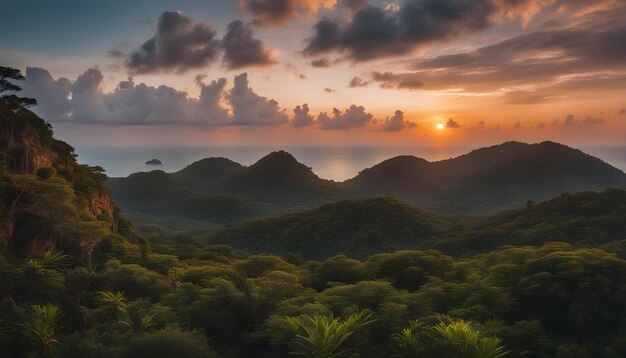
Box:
[175,157,243,178]
[255,150,299,166]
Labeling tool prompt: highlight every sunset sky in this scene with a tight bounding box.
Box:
[1,0,625,147]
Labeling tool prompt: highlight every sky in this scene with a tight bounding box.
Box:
[1,0,625,147]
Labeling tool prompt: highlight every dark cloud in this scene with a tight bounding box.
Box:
[317,105,373,129]
[292,103,315,127]
[222,20,276,69]
[107,49,125,59]
[445,118,461,128]
[348,76,369,87]
[371,71,422,89]
[619,107,625,115]
[125,12,276,73]
[377,110,416,132]
[310,58,332,67]
[324,87,336,93]
[303,0,551,61]
[364,4,626,100]
[126,11,221,74]
[239,0,296,26]
[229,73,288,125]
[554,114,606,127]
[338,0,367,13]
[238,0,332,26]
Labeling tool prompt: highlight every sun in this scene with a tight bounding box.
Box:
[436,123,445,130]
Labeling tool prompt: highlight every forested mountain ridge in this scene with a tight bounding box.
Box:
[108,141,626,229]
[345,141,626,212]
[205,197,457,259]
[0,98,128,258]
[199,189,626,259]
[107,151,344,229]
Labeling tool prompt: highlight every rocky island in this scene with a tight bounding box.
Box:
[145,158,162,165]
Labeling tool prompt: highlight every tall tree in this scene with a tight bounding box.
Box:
[0,66,24,93]
[0,66,38,167]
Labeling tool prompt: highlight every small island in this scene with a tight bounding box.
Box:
[145,158,162,165]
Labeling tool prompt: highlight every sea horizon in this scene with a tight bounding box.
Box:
[75,144,626,181]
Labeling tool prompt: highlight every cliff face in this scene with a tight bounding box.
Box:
[11,125,63,174]
[0,99,119,257]
[90,190,118,232]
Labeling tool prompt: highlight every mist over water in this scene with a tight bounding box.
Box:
[75,145,626,181]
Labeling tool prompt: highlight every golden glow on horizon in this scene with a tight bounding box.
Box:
[436,123,445,130]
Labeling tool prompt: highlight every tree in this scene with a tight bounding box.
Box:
[2,94,37,113]
[0,66,24,93]
[287,310,375,358]
[0,66,37,153]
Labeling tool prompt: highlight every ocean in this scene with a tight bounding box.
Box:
[73,145,626,181]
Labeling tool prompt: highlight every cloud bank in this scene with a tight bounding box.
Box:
[344,2,626,104]
[20,67,413,131]
[303,0,554,61]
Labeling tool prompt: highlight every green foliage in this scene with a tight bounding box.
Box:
[20,304,63,357]
[287,310,375,358]
[125,327,218,358]
[26,251,70,274]
[1,123,626,358]
[390,320,424,357]
[208,197,454,259]
[98,290,127,316]
[36,167,56,179]
[434,318,507,358]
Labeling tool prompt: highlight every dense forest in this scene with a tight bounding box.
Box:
[1,67,626,357]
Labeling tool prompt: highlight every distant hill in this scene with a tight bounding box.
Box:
[172,157,244,192]
[222,151,343,204]
[204,197,455,259]
[107,141,626,229]
[198,188,626,259]
[432,188,626,255]
[107,170,262,224]
[345,141,626,213]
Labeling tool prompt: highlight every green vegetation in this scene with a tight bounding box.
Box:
[1,75,626,357]
[287,310,374,357]
[3,241,626,357]
[206,197,456,259]
[191,189,626,260]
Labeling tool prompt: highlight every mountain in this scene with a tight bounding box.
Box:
[199,188,626,259]
[173,157,244,192]
[107,170,261,224]
[204,197,455,259]
[345,141,626,213]
[221,151,343,204]
[432,188,626,255]
[107,151,343,227]
[107,141,626,229]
